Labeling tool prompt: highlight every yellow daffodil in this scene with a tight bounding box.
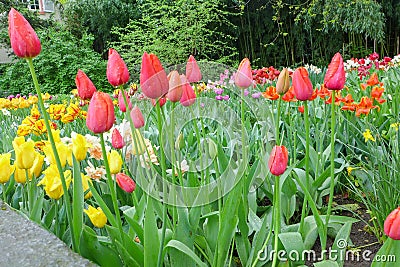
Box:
[13,137,36,169]
[362,129,375,142]
[107,150,123,174]
[72,132,90,162]
[390,122,400,131]
[38,165,72,200]
[347,166,355,176]
[84,205,107,228]
[0,153,15,184]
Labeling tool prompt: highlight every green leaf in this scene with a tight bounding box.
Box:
[72,155,84,254]
[79,225,122,266]
[313,260,340,267]
[144,198,160,267]
[88,182,118,227]
[279,232,305,265]
[331,222,352,267]
[371,238,400,267]
[165,240,207,267]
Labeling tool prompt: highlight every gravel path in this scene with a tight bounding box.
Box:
[0,201,97,267]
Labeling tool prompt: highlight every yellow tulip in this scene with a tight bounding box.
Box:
[107,150,122,174]
[13,138,35,169]
[38,165,72,200]
[0,153,15,184]
[14,166,26,184]
[84,205,107,228]
[49,129,61,143]
[81,173,92,199]
[29,152,44,178]
[72,133,89,162]
[43,142,69,168]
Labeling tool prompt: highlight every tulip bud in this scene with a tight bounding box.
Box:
[140,52,169,99]
[186,55,202,83]
[130,106,145,129]
[167,70,183,102]
[234,58,253,89]
[13,138,36,169]
[116,173,136,193]
[72,133,89,162]
[268,145,288,176]
[180,75,196,107]
[118,90,133,112]
[292,67,313,101]
[207,138,217,159]
[107,48,130,87]
[384,207,400,240]
[75,69,97,100]
[86,92,115,134]
[131,129,146,155]
[107,150,123,174]
[324,52,346,90]
[151,97,167,107]
[276,68,290,95]
[8,8,41,58]
[175,132,185,150]
[29,152,44,178]
[112,128,125,149]
[13,166,26,184]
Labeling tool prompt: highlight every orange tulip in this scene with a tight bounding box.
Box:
[86,92,115,134]
[262,86,279,100]
[8,8,41,58]
[234,58,253,89]
[107,48,130,87]
[324,52,346,90]
[140,52,169,99]
[268,145,288,176]
[355,96,378,117]
[371,86,386,104]
[116,173,136,193]
[317,84,330,99]
[282,86,296,102]
[186,55,202,83]
[292,67,313,101]
[75,69,97,100]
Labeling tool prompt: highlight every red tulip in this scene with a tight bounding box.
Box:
[116,173,136,193]
[140,52,169,99]
[268,145,288,176]
[130,106,145,129]
[324,53,346,90]
[167,70,183,102]
[8,8,41,58]
[86,92,115,134]
[107,48,130,87]
[151,97,167,107]
[234,58,253,89]
[186,55,202,83]
[118,90,132,112]
[180,75,196,107]
[292,67,313,101]
[75,69,97,100]
[111,128,125,149]
[384,207,400,240]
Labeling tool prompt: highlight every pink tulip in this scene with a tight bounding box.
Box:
[111,128,125,149]
[107,48,130,87]
[118,90,132,112]
[292,67,313,101]
[186,55,202,83]
[324,53,346,90]
[116,173,136,193]
[167,70,183,102]
[130,106,145,129]
[151,97,167,107]
[384,207,400,240]
[234,58,253,89]
[75,69,97,100]
[180,75,196,107]
[268,145,288,176]
[140,52,169,99]
[86,92,115,134]
[8,8,41,58]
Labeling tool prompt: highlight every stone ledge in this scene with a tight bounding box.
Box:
[0,201,97,267]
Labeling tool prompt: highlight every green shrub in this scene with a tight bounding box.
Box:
[0,24,110,96]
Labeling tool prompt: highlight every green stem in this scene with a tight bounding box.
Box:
[156,101,168,267]
[299,101,311,235]
[275,96,282,144]
[55,199,59,238]
[251,218,273,267]
[100,133,124,239]
[26,58,76,251]
[272,174,281,267]
[323,90,336,254]
[2,184,6,203]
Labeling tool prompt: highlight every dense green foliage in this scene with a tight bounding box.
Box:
[0,25,109,96]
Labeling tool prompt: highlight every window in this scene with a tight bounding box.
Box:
[21,0,54,13]
[42,0,54,12]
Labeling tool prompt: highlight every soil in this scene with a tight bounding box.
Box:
[305,194,382,267]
